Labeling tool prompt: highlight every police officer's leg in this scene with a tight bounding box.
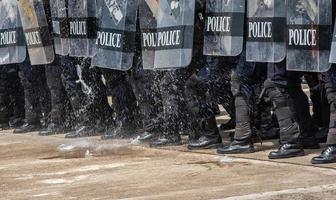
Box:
[129,59,163,142]
[217,51,258,154]
[39,56,67,135]
[59,56,95,138]
[289,84,320,149]
[79,58,114,134]
[265,61,304,159]
[7,65,25,128]
[207,57,236,130]
[312,66,336,164]
[217,71,255,154]
[254,95,280,140]
[14,58,43,133]
[150,70,187,147]
[35,66,51,128]
[0,68,10,129]
[186,73,221,150]
[101,69,139,139]
[304,73,330,142]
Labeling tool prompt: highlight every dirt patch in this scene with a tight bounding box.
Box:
[1,132,336,200]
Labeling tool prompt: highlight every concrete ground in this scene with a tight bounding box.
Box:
[1,125,336,200]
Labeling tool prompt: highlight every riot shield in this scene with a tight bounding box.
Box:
[203,0,245,57]
[68,0,97,58]
[50,0,70,56]
[286,0,332,72]
[246,0,286,63]
[18,0,55,65]
[92,0,138,70]
[329,18,336,63]
[0,0,26,65]
[139,0,195,70]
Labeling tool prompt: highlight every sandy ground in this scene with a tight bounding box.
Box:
[1,126,336,200]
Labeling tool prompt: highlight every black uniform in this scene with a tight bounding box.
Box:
[14,56,51,134]
[0,65,24,129]
[150,0,220,147]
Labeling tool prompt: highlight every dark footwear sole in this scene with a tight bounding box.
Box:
[311,159,336,165]
[188,143,221,150]
[268,151,305,159]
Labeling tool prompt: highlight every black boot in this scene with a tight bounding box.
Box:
[188,136,221,150]
[217,139,254,154]
[268,143,304,159]
[311,145,336,164]
[150,135,182,147]
[14,122,41,134]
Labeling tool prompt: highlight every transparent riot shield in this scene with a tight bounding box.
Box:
[0,0,26,65]
[68,0,97,58]
[329,17,336,64]
[203,0,245,56]
[92,0,138,70]
[139,0,195,70]
[18,0,55,65]
[246,0,286,63]
[287,0,332,72]
[50,0,70,56]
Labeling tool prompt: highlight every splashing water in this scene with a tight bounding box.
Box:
[57,139,136,159]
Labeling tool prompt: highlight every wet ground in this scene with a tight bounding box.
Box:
[1,123,336,200]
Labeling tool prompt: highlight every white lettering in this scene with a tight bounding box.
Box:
[288,28,317,46]
[142,29,181,48]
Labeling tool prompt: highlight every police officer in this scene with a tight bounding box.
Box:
[312,67,336,164]
[217,51,265,154]
[311,3,336,164]
[149,0,221,147]
[39,0,70,135]
[186,56,237,149]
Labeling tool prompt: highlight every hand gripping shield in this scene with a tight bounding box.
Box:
[92,0,139,70]
[139,0,195,70]
[246,0,286,63]
[0,0,26,65]
[286,0,332,72]
[18,0,55,65]
[203,0,245,57]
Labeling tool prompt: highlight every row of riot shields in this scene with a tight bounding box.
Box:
[0,0,54,66]
[1,0,336,73]
[206,0,334,73]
